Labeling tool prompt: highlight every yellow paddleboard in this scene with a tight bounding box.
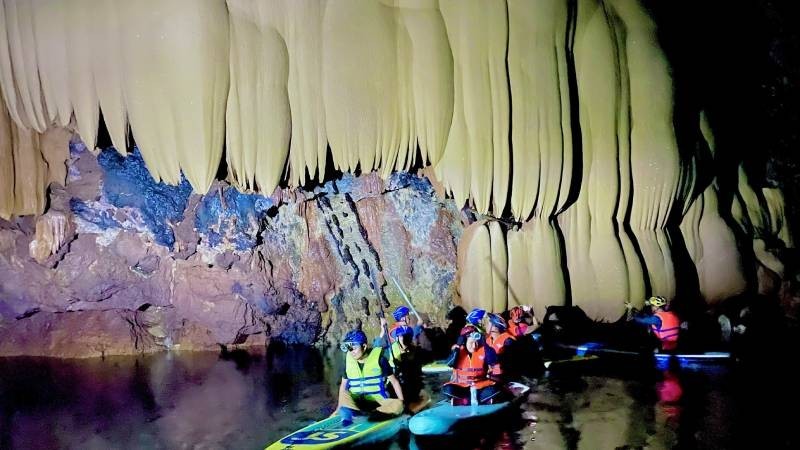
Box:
[265,413,405,450]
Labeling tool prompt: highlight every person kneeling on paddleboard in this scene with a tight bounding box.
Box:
[442,328,504,405]
[337,329,405,426]
[375,320,432,413]
[627,296,681,352]
[486,313,516,382]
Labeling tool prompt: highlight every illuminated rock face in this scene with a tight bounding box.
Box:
[0,143,461,357]
[0,0,796,354]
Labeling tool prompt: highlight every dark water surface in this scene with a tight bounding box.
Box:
[1,344,796,449]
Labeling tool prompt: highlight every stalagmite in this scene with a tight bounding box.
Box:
[29,211,68,263]
[226,0,290,192]
[436,0,509,214]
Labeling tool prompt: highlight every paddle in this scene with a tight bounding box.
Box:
[388,274,423,324]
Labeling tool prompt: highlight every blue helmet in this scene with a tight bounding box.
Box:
[390,325,414,340]
[488,313,507,331]
[393,306,410,321]
[466,308,486,325]
[342,329,367,346]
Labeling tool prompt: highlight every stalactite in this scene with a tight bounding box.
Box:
[507,0,574,222]
[436,0,509,215]
[119,0,228,192]
[226,0,290,193]
[323,0,401,175]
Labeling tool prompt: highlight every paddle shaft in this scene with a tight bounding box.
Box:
[388,275,423,323]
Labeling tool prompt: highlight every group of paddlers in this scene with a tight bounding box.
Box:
[335,304,540,426]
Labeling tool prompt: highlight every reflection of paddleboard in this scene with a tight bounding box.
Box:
[422,361,452,374]
[408,382,530,436]
[265,413,406,450]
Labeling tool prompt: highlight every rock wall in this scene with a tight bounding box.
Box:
[0,142,461,357]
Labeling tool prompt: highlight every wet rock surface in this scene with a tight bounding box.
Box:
[0,143,460,357]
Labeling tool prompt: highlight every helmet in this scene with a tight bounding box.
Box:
[393,306,410,321]
[466,308,486,325]
[488,313,507,331]
[342,329,367,347]
[646,296,667,308]
[510,306,524,322]
[390,325,414,340]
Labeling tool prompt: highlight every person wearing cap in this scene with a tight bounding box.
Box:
[486,313,516,380]
[336,329,405,426]
[374,318,432,413]
[627,296,680,351]
[442,328,503,405]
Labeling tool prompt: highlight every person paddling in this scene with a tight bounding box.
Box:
[336,329,404,426]
[375,319,432,413]
[388,306,411,343]
[627,296,681,352]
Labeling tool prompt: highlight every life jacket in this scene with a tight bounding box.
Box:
[446,346,495,389]
[652,311,680,348]
[508,321,521,337]
[388,322,407,343]
[487,332,515,376]
[387,341,423,399]
[345,347,387,401]
[388,341,404,369]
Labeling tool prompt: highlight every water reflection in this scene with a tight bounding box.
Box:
[0,346,793,449]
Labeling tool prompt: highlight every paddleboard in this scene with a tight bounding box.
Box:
[408,382,530,436]
[265,413,405,450]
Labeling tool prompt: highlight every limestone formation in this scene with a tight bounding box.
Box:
[0,0,795,347]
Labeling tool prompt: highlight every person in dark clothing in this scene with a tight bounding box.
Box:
[445,306,468,349]
[375,319,432,413]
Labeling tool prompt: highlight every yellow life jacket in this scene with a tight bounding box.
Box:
[388,341,404,369]
[345,347,387,400]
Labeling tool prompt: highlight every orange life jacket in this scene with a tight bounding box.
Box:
[487,331,515,376]
[446,346,495,389]
[508,321,520,337]
[652,311,680,346]
[387,322,407,343]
